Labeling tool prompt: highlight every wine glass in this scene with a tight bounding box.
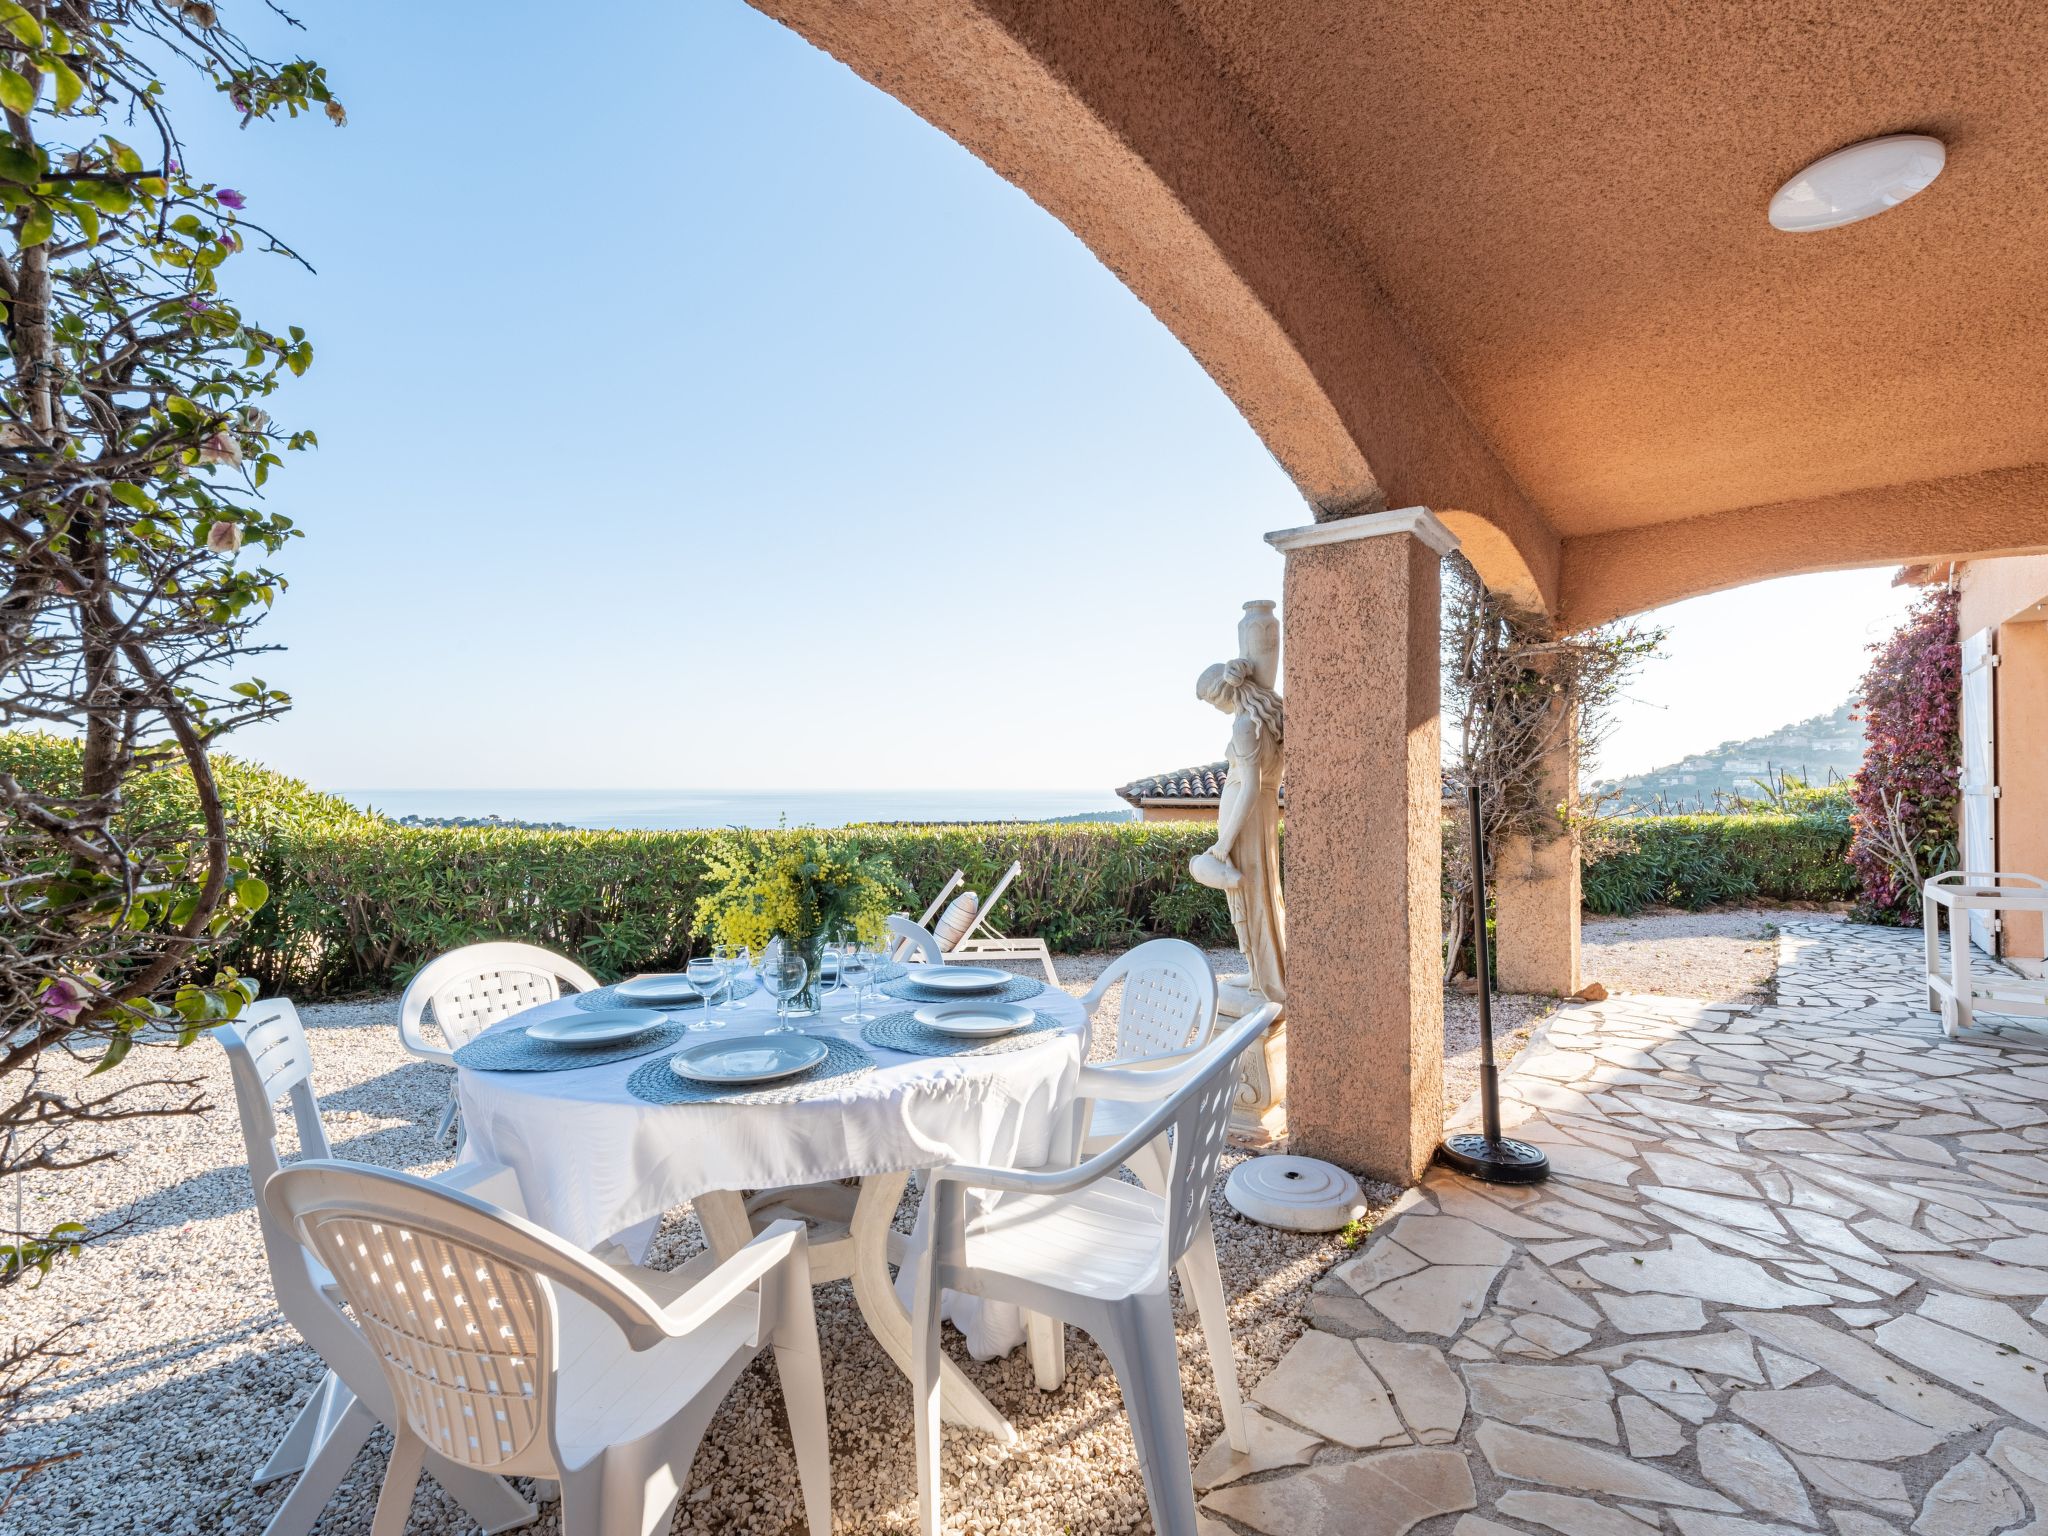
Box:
[718,942,754,1010]
[841,942,877,1024]
[684,957,727,1033]
[763,952,809,1033]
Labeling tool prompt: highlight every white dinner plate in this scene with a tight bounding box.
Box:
[524,1007,667,1046]
[905,965,1012,995]
[616,973,702,1006]
[669,1034,829,1085]
[913,1001,1035,1038]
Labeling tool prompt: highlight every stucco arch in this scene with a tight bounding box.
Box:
[755,1,2048,631]
[1557,463,2048,631]
[752,0,1563,612]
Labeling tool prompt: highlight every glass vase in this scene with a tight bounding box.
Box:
[786,931,830,1016]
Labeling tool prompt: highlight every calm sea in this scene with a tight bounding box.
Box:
[335,787,1132,831]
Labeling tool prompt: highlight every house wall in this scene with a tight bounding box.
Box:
[1998,618,2048,959]
[1962,553,2048,638]
[1139,803,1220,823]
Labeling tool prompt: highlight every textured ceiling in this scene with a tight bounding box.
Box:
[1169,0,2048,537]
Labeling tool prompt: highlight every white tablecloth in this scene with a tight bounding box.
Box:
[456,978,1089,1352]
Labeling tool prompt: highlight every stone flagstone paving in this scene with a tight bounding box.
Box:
[1195,918,2048,1536]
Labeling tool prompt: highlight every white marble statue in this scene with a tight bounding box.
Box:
[1191,600,1288,1141]
[1193,601,1287,1010]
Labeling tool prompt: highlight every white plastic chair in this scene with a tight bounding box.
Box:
[1075,938,1220,1161]
[885,914,945,965]
[398,942,600,1141]
[216,1000,538,1536]
[266,1160,834,1536]
[910,1003,1280,1536]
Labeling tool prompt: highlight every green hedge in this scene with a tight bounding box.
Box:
[232,812,1855,993]
[228,821,1235,995]
[1581,813,1857,914]
[3,732,1856,997]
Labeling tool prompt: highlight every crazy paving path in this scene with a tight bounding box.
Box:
[1194,918,2048,1536]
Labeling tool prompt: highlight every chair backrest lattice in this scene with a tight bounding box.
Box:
[1087,939,1217,1061]
[218,1000,335,1286]
[1160,1050,1248,1265]
[399,943,600,1058]
[268,1161,718,1484]
[429,968,561,1049]
[304,1213,553,1471]
[221,999,333,1173]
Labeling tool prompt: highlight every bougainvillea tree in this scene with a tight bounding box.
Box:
[1849,586,1960,923]
[0,0,336,1447]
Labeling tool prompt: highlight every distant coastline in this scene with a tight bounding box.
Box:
[340,788,1135,832]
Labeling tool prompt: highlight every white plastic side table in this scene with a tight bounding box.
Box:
[1923,871,2048,1037]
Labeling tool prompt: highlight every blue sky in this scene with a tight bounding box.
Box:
[182,0,1912,795]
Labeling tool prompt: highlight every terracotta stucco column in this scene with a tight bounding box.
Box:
[1493,660,1583,996]
[1266,508,1452,1184]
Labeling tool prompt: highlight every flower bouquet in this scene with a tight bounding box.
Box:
[692,831,904,1014]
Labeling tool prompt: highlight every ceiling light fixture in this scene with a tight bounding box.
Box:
[1768,134,1945,232]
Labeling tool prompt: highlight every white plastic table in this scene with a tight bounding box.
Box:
[454,975,1088,1440]
[1923,871,2048,1036]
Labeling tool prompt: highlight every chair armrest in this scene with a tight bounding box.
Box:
[930,1150,1133,1200]
[646,1220,807,1342]
[1076,1047,1207,1101]
[431,1159,528,1218]
[936,1001,1281,1201]
[406,1038,457,1068]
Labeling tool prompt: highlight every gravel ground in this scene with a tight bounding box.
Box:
[0,954,1389,1536]
[2,915,1798,1534]
[1580,904,1836,1000]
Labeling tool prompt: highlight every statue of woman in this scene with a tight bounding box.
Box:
[1192,642,1286,1009]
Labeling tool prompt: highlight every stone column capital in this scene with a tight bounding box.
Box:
[1265,506,1459,558]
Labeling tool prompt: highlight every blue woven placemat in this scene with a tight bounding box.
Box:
[624,1036,877,1107]
[860,1008,1066,1058]
[574,973,760,1012]
[454,1021,686,1073]
[879,974,1047,1006]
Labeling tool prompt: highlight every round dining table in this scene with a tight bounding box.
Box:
[453,969,1091,1440]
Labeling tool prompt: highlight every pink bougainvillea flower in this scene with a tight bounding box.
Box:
[41,976,91,1024]
[215,187,246,210]
[198,430,241,467]
[206,520,242,553]
[184,296,210,312]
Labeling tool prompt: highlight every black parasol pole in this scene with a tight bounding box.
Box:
[1436,780,1550,1183]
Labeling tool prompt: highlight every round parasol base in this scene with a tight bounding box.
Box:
[1436,1131,1552,1185]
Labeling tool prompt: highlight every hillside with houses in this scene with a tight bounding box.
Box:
[1596,699,1865,812]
